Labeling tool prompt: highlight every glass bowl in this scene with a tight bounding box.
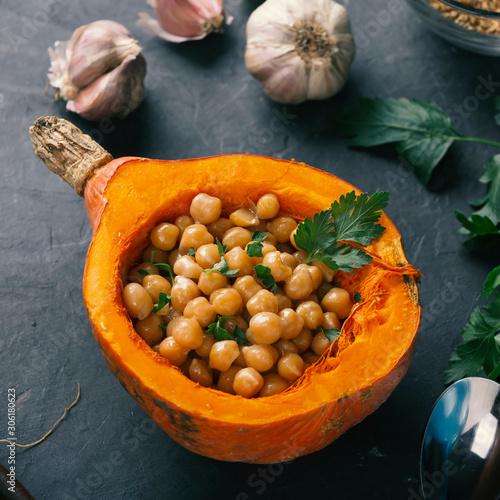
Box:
[406,0,500,55]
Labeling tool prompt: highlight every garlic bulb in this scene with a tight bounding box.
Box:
[245,0,355,104]
[48,20,146,121]
[137,0,232,43]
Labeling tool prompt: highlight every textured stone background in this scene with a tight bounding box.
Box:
[1,0,499,498]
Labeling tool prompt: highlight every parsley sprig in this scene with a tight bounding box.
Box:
[246,231,269,258]
[207,316,248,345]
[293,191,388,274]
[203,239,239,278]
[445,265,500,384]
[153,292,174,313]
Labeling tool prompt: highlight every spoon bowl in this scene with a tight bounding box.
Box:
[420,377,500,500]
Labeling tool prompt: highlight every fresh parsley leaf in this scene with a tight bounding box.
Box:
[294,191,385,273]
[234,325,249,346]
[246,241,264,258]
[354,292,362,303]
[138,269,149,276]
[149,250,164,264]
[252,231,269,243]
[330,191,388,245]
[153,292,173,313]
[254,264,277,293]
[187,247,196,256]
[333,97,462,185]
[158,323,167,330]
[319,327,341,342]
[207,316,235,341]
[456,156,500,250]
[479,265,500,301]
[203,238,239,278]
[294,210,336,263]
[444,272,500,384]
[155,263,174,283]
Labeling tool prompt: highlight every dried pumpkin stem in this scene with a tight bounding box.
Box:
[29,116,113,196]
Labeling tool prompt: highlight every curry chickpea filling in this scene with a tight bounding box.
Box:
[122,191,387,399]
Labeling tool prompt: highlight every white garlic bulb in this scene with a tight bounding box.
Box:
[48,20,146,121]
[138,0,232,43]
[245,0,355,104]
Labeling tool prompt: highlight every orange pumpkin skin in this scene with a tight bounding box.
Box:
[82,154,421,464]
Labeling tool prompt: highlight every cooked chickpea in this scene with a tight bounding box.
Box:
[321,287,353,319]
[232,275,262,305]
[217,365,241,394]
[302,351,320,365]
[283,269,314,300]
[294,264,322,290]
[246,289,279,316]
[292,328,312,353]
[170,276,200,313]
[195,243,221,269]
[184,297,216,328]
[210,288,243,316]
[142,274,172,303]
[188,358,213,387]
[233,367,264,398]
[321,312,341,330]
[134,313,165,346]
[279,308,305,339]
[245,328,256,345]
[195,334,217,357]
[311,331,332,356]
[209,340,240,371]
[275,293,292,311]
[274,339,299,357]
[179,224,214,253]
[174,215,194,236]
[268,216,297,243]
[222,227,252,251]
[223,316,249,335]
[259,373,289,397]
[165,316,182,337]
[207,218,234,241]
[198,271,227,296]
[293,250,308,264]
[127,262,160,284]
[229,207,259,227]
[168,249,182,267]
[173,255,203,280]
[262,251,293,282]
[277,353,304,381]
[280,252,299,269]
[256,193,280,220]
[312,260,335,282]
[249,312,283,345]
[189,193,222,225]
[316,281,334,301]
[142,244,169,264]
[158,336,189,366]
[225,246,253,276]
[150,222,180,251]
[241,345,276,372]
[172,317,204,349]
[123,283,154,320]
[296,301,323,330]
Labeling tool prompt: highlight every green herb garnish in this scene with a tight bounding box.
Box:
[455,155,500,250]
[246,232,269,258]
[155,263,174,283]
[333,97,500,185]
[254,264,277,293]
[234,325,249,346]
[444,265,500,384]
[207,316,235,341]
[319,326,341,342]
[353,292,362,303]
[187,247,196,256]
[203,239,239,278]
[293,191,388,273]
[138,269,149,276]
[153,292,174,313]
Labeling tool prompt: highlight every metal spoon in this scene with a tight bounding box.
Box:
[420,377,500,500]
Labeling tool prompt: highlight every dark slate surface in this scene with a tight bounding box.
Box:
[1,0,499,499]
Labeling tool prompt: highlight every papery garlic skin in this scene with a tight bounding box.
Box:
[245,0,355,104]
[137,0,231,43]
[48,20,146,120]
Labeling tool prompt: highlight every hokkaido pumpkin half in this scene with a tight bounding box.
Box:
[30,116,421,464]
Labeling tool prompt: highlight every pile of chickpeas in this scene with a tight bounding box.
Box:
[122,193,354,398]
